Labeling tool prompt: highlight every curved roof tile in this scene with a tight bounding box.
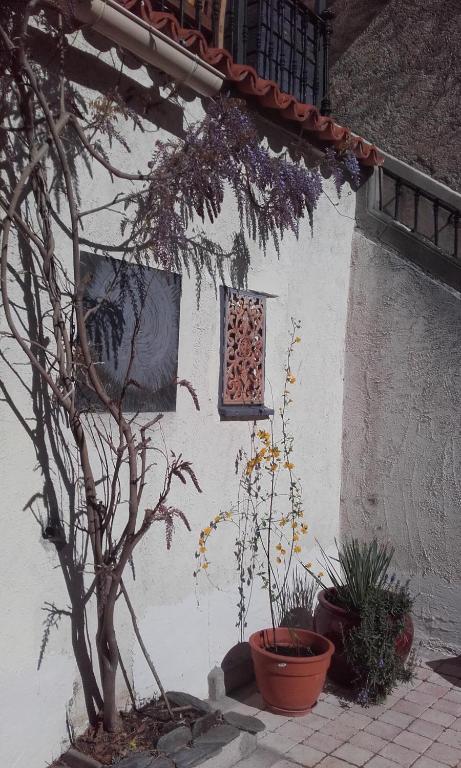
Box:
[122,0,383,166]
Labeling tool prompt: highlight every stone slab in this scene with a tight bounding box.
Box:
[194,724,240,747]
[166,692,211,714]
[172,745,222,768]
[116,753,159,768]
[192,712,220,739]
[223,710,265,734]
[156,725,191,754]
[62,748,102,768]
[199,732,257,768]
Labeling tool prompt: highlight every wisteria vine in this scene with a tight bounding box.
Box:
[126,97,361,269]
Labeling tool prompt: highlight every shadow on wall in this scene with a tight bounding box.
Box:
[0,233,103,727]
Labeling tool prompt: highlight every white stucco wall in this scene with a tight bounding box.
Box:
[0,31,356,768]
[341,229,461,654]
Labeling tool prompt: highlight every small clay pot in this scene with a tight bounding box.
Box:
[249,627,334,716]
[314,588,414,686]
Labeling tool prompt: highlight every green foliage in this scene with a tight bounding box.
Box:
[308,538,416,706]
[314,538,394,612]
[344,579,416,706]
[275,569,317,629]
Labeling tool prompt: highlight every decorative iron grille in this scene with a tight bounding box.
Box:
[379,168,460,262]
[225,0,333,111]
[119,0,332,112]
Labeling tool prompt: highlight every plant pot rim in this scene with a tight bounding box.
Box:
[249,627,334,664]
[317,587,359,618]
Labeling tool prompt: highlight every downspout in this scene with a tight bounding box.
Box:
[66,0,225,97]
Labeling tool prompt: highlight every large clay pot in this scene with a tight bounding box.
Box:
[314,588,414,686]
[249,627,334,716]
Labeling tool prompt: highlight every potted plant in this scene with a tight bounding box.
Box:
[311,539,415,705]
[195,322,334,716]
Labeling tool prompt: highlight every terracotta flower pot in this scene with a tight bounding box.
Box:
[314,588,414,686]
[249,627,334,716]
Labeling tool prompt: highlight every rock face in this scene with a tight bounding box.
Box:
[156,725,191,754]
[223,711,265,734]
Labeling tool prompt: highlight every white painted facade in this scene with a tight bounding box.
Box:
[0,31,355,768]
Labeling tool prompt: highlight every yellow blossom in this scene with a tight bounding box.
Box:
[257,430,271,442]
[294,545,302,554]
[203,526,212,536]
[269,462,278,472]
[214,515,221,523]
[301,524,308,535]
[286,371,296,384]
[291,521,298,529]
[279,517,288,527]
[293,533,300,542]
[270,447,281,458]
[294,336,301,343]
[305,562,312,569]
[276,556,282,564]
[275,543,283,551]
[318,571,324,578]
[199,545,206,553]
[225,511,233,519]
[284,461,295,470]
[202,562,209,570]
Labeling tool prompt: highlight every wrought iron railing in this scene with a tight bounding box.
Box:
[359,152,461,291]
[224,0,333,112]
[125,0,332,112]
[378,167,460,262]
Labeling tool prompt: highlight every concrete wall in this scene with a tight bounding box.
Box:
[341,228,461,653]
[0,31,356,768]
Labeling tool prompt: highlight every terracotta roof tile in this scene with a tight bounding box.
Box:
[121,0,383,166]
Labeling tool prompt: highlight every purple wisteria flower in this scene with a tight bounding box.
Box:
[129,97,358,268]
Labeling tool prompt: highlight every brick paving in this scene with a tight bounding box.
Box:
[230,658,461,768]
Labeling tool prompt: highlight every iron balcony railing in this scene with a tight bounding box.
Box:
[131,0,333,112]
[378,166,460,263]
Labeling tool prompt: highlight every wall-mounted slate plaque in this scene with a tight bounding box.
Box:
[78,253,181,412]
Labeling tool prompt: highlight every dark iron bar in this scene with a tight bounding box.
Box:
[414,190,420,232]
[433,199,439,247]
[195,0,202,35]
[312,14,319,106]
[394,178,402,221]
[454,213,459,260]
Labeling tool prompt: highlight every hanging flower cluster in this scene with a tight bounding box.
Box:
[127,98,360,269]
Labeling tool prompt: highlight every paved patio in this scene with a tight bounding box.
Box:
[218,657,461,768]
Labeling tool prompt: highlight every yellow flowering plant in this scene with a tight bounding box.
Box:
[194,319,312,640]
